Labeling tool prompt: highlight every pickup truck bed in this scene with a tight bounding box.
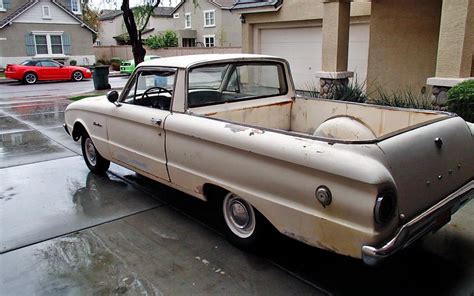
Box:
[192,95,447,142]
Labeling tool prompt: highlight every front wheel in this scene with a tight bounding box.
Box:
[72,71,84,82]
[220,192,269,251]
[81,134,110,174]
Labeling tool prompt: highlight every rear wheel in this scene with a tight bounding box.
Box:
[81,134,110,174]
[219,191,269,250]
[23,72,37,84]
[72,71,84,82]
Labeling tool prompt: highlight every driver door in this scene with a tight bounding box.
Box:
[106,68,176,181]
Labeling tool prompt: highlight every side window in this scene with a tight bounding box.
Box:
[121,69,176,111]
[39,61,60,67]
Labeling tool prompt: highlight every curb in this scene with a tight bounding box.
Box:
[0,78,16,84]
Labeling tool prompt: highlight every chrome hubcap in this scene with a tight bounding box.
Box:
[73,72,83,80]
[25,74,36,83]
[85,138,97,166]
[223,193,256,238]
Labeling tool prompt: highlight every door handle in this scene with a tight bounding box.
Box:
[151,118,162,126]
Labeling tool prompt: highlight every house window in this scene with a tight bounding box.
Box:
[203,10,215,27]
[0,0,5,11]
[42,5,51,19]
[173,13,179,19]
[34,33,63,55]
[35,35,48,54]
[50,35,63,54]
[184,13,191,29]
[203,35,215,47]
[71,0,80,14]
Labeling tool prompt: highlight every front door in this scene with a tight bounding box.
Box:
[107,67,176,181]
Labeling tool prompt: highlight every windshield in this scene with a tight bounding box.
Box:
[121,68,176,110]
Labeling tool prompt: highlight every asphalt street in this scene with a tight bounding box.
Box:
[0,81,473,295]
[0,76,128,100]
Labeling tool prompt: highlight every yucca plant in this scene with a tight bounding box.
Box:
[368,87,433,110]
[332,78,368,103]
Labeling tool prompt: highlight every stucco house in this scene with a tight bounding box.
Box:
[98,0,241,48]
[0,0,96,68]
[233,0,473,99]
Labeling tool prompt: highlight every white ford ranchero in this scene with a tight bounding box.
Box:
[64,54,474,265]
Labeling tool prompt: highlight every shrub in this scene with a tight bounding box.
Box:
[447,80,474,122]
[161,31,178,47]
[69,60,77,66]
[146,31,179,49]
[146,35,162,49]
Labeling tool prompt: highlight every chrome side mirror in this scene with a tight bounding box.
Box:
[107,90,119,105]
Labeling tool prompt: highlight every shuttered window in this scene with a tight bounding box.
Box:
[25,34,36,56]
[25,32,71,56]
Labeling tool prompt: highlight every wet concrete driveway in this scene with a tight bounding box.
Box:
[0,94,473,295]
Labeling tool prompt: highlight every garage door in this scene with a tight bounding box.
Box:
[259,23,369,91]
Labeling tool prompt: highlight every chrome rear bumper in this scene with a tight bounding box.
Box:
[362,180,474,266]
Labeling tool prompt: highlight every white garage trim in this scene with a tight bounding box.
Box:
[255,21,370,91]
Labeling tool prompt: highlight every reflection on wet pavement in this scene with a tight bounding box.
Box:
[0,157,162,253]
[0,116,33,134]
[0,100,70,116]
[0,208,321,296]
[0,130,76,168]
[17,112,65,129]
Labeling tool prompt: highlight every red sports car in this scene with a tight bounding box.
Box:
[5,59,92,84]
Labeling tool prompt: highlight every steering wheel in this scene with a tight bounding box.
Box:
[141,87,173,109]
[141,86,172,100]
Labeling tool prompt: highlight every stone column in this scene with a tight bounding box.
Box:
[427,0,474,106]
[316,0,353,99]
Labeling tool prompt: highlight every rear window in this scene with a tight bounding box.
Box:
[20,60,38,66]
[187,62,288,108]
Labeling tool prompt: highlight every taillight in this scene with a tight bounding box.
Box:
[374,190,396,224]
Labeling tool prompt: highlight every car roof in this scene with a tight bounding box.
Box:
[137,54,283,69]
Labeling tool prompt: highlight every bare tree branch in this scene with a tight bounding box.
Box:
[121,0,160,65]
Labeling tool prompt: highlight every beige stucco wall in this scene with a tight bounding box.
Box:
[98,16,125,46]
[435,0,474,78]
[240,0,371,53]
[0,23,94,57]
[367,0,442,92]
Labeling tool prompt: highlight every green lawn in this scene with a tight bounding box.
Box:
[68,93,104,101]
